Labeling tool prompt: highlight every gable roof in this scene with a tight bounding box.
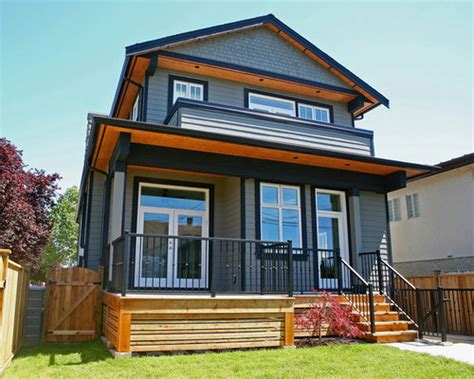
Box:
[111,14,389,117]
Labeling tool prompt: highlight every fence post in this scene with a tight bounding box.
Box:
[437,287,447,342]
[376,250,384,294]
[416,288,424,339]
[336,249,343,295]
[121,231,130,297]
[368,284,376,334]
[287,240,293,297]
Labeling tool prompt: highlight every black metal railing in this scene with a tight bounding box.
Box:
[292,248,343,293]
[417,288,474,341]
[359,251,418,327]
[109,232,293,296]
[338,258,376,334]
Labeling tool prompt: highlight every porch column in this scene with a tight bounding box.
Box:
[108,133,130,282]
[347,188,363,271]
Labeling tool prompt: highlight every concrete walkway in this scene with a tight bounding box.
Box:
[389,340,474,365]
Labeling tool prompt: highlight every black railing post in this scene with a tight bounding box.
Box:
[368,284,376,334]
[210,240,216,297]
[122,231,131,297]
[287,240,293,297]
[376,250,384,294]
[438,287,447,342]
[336,249,343,294]
[416,288,424,339]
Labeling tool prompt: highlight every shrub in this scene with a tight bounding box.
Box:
[295,291,363,341]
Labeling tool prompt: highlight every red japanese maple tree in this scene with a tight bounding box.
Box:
[0,138,60,269]
[296,291,363,341]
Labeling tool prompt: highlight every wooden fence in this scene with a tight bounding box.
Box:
[0,249,30,373]
[44,267,102,342]
[406,272,474,289]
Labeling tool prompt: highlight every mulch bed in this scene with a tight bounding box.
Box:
[295,337,367,347]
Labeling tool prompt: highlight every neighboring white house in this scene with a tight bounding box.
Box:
[388,153,474,276]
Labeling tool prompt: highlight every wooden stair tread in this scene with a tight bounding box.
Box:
[369,330,418,337]
[357,320,411,326]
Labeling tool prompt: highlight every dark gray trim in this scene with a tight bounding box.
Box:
[109,133,131,174]
[167,74,209,112]
[240,177,246,291]
[84,170,95,268]
[384,193,394,265]
[101,174,111,267]
[165,98,370,138]
[309,184,319,288]
[244,88,335,124]
[128,144,392,193]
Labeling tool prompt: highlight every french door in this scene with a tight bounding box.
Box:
[134,183,209,289]
[315,189,349,289]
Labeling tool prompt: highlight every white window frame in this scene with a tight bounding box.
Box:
[315,189,349,257]
[298,103,330,123]
[131,95,140,121]
[406,193,420,219]
[135,182,210,288]
[248,92,296,117]
[388,197,401,222]
[260,183,302,249]
[172,80,204,104]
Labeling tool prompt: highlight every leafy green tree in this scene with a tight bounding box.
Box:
[37,186,79,280]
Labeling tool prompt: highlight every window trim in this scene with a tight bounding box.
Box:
[168,75,209,111]
[298,103,331,123]
[260,182,303,249]
[388,197,402,222]
[244,88,334,123]
[248,92,296,117]
[406,192,420,219]
[314,188,350,258]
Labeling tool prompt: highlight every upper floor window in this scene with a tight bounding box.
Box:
[130,95,140,121]
[260,183,302,248]
[172,80,204,104]
[248,92,296,117]
[388,198,401,222]
[298,103,330,123]
[406,193,420,219]
[247,90,332,123]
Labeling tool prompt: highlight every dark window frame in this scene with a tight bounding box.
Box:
[168,75,209,111]
[244,88,334,124]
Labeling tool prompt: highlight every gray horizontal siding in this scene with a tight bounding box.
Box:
[86,172,105,270]
[170,26,351,89]
[359,191,390,261]
[178,107,372,156]
[146,68,353,127]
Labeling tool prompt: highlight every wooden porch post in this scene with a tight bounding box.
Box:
[284,311,295,347]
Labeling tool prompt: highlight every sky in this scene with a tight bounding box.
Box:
[1,1,472,190]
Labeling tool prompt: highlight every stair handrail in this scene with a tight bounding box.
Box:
[338,256,376,334]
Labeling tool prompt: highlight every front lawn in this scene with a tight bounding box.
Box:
[4,340,473,378]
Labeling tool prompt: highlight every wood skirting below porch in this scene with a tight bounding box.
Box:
[102,292,295,353]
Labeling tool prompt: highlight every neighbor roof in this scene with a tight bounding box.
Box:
[110,14,389,118]
[408,153,474,182]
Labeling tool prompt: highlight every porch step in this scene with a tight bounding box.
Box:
[365,330,418,343]
[341,302,391,312]
[352,311,400,322]
[357,320,410,332]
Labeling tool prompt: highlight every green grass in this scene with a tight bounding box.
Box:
[4,340,473,378]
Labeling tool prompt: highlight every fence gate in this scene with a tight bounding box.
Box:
[44,267,101,342]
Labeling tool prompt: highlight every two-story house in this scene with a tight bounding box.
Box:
[76,15,435,354]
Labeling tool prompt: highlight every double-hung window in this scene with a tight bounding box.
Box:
[172,80,204,104]
[298,103,330,123]
[388,198,402,222]
[406,193,420,218]
[248,93,296,117]
[260,183,302,248]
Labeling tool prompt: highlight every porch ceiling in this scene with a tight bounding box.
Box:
[87,115,436,179]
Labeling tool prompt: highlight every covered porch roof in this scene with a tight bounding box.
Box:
[78,115,437,210]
